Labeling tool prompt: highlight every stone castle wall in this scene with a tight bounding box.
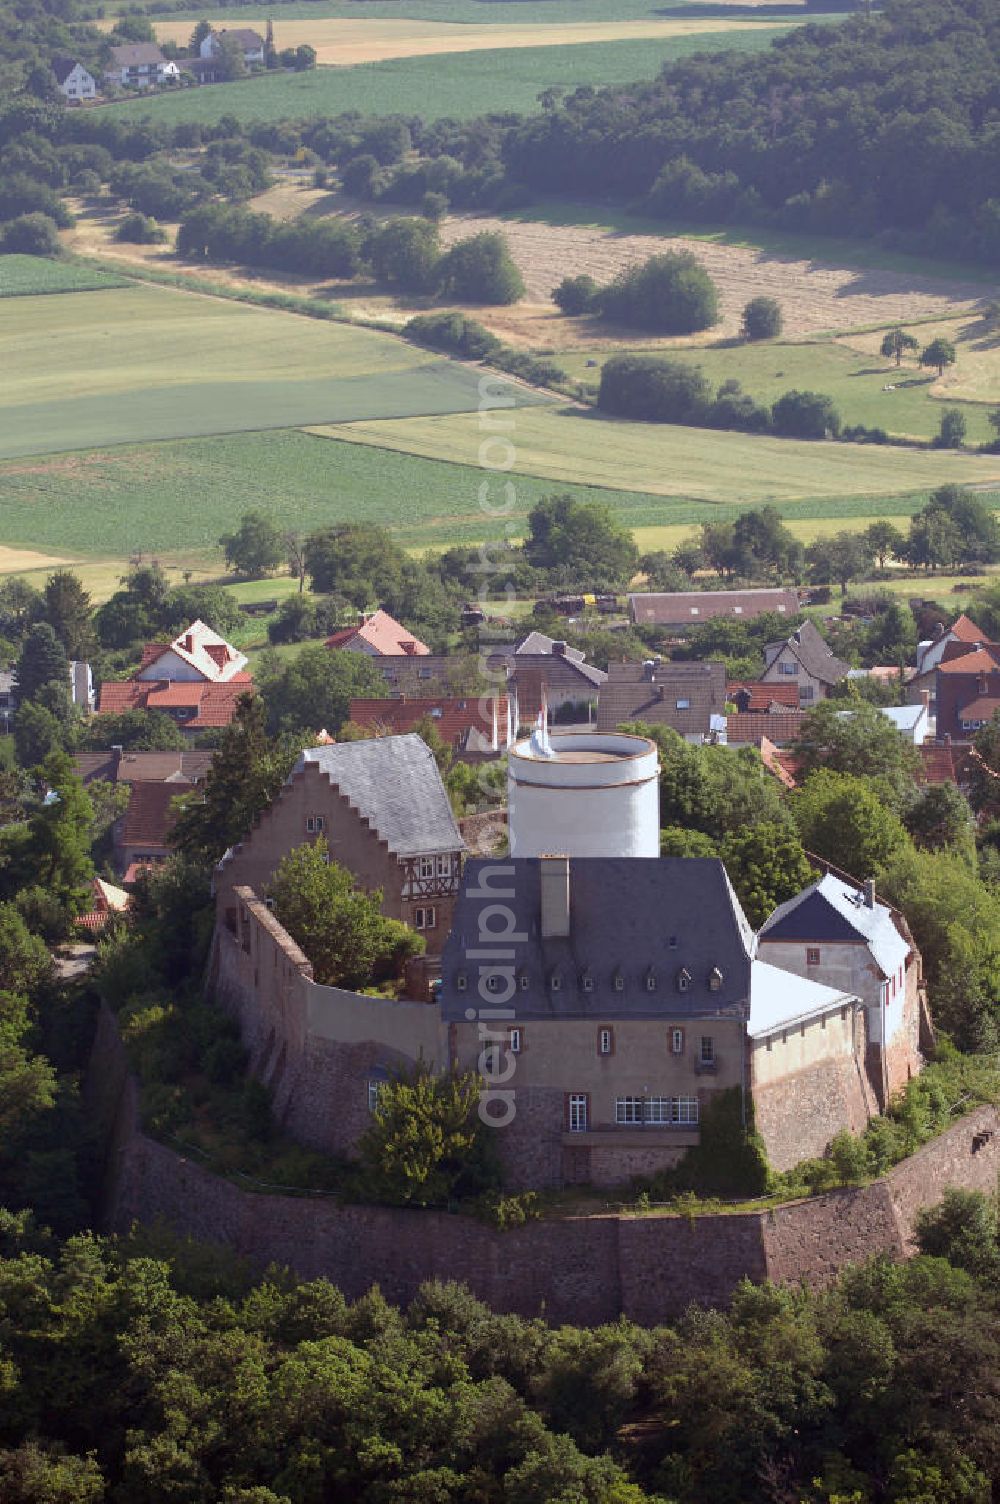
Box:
[91,1004,1000,1325]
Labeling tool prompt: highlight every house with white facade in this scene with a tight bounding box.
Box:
[199,27,266,65]
[52,57,97,101]
[106,43,179,89]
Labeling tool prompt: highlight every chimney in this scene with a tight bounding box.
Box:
[183,634,193,653]
[642,658,656,682]
[920,690,930,712]
[540,854,570,938]
[978,673,990,695]
[553,641,567,657]
[111,743,123,780]
[863,878,876,910]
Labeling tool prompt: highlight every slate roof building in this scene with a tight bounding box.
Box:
[52,57,97,100]
[628,587,800,629]
[761,619,850,704]
[758,871,924,1109]
[440,855,867,1184]
[490,632,607,722]
[596,660,727,741]
[215,734,466,951]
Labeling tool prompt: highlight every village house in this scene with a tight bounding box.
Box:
[757,871,925,1110]
[199,26,266,64]
[628,587,800,630]
[370,653,480,695]
[597,659,727,741]
[73,748,213,787]
[491,631,606,723]
[724,711,806,747]
[761,619,850,705]
[52,57,97,101]
[215,734,466,952]
[97,620,252,737]
[105,43,179,88]
[346,695,509,759]
[933,643,1000,739]
[114,782,182,881]
[325,608,430,659]
[76,876,130,934]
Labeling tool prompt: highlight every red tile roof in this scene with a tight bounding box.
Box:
[956,696,1000,723]
[120,782,182,850]
[950,613,987,643]
[759,735,798,789]
[97,679,251,729]
[728,680,800,712]
[917,745,958,785]
[326,609,430,657]
[726,711,806,745]
[348,695,507,749]
[938,644,1000,673]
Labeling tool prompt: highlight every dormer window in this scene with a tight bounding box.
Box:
[518,972,529,991]
[645,970,657,993]
[549,971,561,992]
[676,968,691,993]
[580,970,594,993]
[708,967,723,992]
[613,972,625,992]
[668,936,678,949]
[456,972,468,992]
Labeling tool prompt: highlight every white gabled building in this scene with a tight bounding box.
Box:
[52,57,97,101]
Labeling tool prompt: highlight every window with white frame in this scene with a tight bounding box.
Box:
[672,1096,699,1124]
[518,973,529,991]
[646,971,657,992]
[456,972,467,991]
[367,1080,385,1114]
[644,1097,672,1125]
[806,947,821,966]
[550,972,561,992]
[417,856,434,879]
[509,1027,522,1054]
[675,698,690,710]
[613,973,624,992]
[671,1027,684,1054]
[414,907,436,931]
[581,971,594,992]
[567,1094,588,1132]
[779,661,798,675]
[484,972,503,993]
[305,814,325,834]
[699,1036,715,1066]
[615,1096,643,1125]
[598,1027,613,1056]
[676,968,691,993]
[435,854,453,877]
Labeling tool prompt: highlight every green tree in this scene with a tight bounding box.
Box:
[13,701,64,769]
[436,231,525,305]
[258,646,388,739]
[43,572,95,662]
[792,699,920,788]
[19,752,94,925]
[76,708,186,752]
[171,695,302,867]
[303,523,406,604]
[792,769,912,879]
[660,826,717,857]
[864,520,906,569]
[936,407,967,448]
[523,494,639,589]
[805,531,871,591]
[269,840,422,989]
[599,251,719,334]
[772,389,842,439]
[553,273,599,315]
[189,18,212,51]
[741,296,782,340]
[904,782,975,860]
[357,1064,495,1206]
[368,216,441,293]
[15,622,68,707]
[915,1189,999,1280]
[719,821,814,927]
[880,327,919,366]
[921,337,957,378]
[0,1441,103,1503]
[219,511,286,578]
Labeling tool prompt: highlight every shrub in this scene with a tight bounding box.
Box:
[599,250,718,333]
[115,210,166,244]
[0,213,61,256]
[771,389,842,439]
[598,353,713,423]
[404,310,501,359]
[741,295,783,340]
[421,191,449,221]
[553,273,599,315]
[436,231,525,304]
[934,407,967,449]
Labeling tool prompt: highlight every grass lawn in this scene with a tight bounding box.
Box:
[103,27,794,126]
[559,335,997,444]
[0,255,130,297]
[839,317,1000,408]
[0,280,546,461]
[312,406,1000,507]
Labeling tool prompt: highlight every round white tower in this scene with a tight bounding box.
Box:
[507,730,660,859]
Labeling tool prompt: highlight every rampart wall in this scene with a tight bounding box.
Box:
[91,1002,1000,1325]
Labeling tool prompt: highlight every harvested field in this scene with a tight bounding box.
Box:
[145,14,789,64]
[310,407,1000,505]
[838,314,1000,406]
[433,217,998,345]
[0,545,75,573]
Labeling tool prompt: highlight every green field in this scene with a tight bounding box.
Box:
[559,334,998,444]
[0,280,547,460]
[311,406,1000,506]
[102,28,795,126]
[132,0,810,24]
[0,255,130,298]
[2,426,996,574]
